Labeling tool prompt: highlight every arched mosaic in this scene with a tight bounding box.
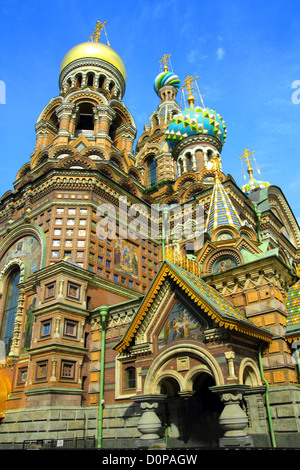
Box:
[0,236,42,277]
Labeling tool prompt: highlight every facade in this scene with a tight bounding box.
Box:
[0,23,300,449]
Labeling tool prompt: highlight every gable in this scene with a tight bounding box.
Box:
[114,260,272,353]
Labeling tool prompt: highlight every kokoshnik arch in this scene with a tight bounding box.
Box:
[0,21,300,449]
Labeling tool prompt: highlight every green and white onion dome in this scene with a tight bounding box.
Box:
[154,70,180,94]
[165,106,227,149]
[241,178,270,194]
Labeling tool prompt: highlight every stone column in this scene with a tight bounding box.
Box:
[56,103,77,142]
[93,105,115,136]
[132,394,167,446]
[210,384,253,447]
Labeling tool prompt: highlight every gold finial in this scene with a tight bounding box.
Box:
[180,75,199,107]
[159,54,171,72]
[210,155,222,182]
[89,21,110,46]
[239,149,255,180]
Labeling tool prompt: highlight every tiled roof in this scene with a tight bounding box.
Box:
[286,280,300,337]
[169,261,260,328]
[114,260,272,352]
[205,180,241,235]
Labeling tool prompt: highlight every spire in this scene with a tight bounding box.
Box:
[205,156,241,235]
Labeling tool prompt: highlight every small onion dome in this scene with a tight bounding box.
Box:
[165,106,227,149]
[154,71,180,94]
[241,178,270,194]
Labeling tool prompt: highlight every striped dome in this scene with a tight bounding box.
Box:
[154,71,180,94]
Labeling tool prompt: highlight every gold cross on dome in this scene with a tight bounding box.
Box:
[240,148,255,179]
[159,54,171,71]
[180,75,199,106]
[89,21,108,43]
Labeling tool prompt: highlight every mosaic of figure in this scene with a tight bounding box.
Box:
[158,301,204,349]
[21,294,37,353]
[114,240,139,278]
[0,236,41,275]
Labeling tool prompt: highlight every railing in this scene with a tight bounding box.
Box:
[23,437,96,450]
[165,245,201,277]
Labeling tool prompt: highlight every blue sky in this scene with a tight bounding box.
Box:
[0,0,300,224]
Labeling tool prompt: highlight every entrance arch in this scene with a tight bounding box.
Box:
[144,343,225,394]
[143,343,225,447]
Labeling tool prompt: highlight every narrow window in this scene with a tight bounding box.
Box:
[147,158,157,186]
[125,367,136,390]
[0,269,20,356]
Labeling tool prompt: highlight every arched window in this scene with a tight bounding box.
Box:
[147,158,157,186]
[0,269,20,357]
[186,153,193,171]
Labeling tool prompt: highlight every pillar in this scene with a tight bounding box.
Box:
[210,384,253,447]
[132,394,166,446]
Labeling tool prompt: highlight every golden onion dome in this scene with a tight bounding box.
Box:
[59,41,127,83]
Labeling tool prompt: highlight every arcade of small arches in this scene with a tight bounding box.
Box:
[62,69,121,99]
[176,147,221,178]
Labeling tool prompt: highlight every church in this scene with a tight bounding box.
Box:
[0,21,300,449]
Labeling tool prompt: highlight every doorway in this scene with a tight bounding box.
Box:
[160,373,223,448]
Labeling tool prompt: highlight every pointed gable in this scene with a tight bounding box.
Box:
[114,260,272,353]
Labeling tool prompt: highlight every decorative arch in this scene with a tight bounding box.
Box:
[0,261,24,358]
[199,168,225,185]
[211,226,239,243]
[36,96,63,123]
[0,190,14,203]
[31,150,49,170]
[81,146,105,161]
[204,247,243,274]
[0,224,47,276]
[97,163,116,181]
[118,177,139,196]
[135,143,162,168]
[15,162,31,182]
[127,167,142,184]
[143,343,225,395]
[56,154,97,170]
[141,194,155,205]
[0,258,26,294]
[268,186,300,248]
[49,145,77,160]
[36,161,55,178]
[110,100,136,128]
[162,196,181,206]
[182,183,207,202]
[239,358,262,386]
[67,91,106,106]
[174,172,198,192]
[109,153,125,171]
